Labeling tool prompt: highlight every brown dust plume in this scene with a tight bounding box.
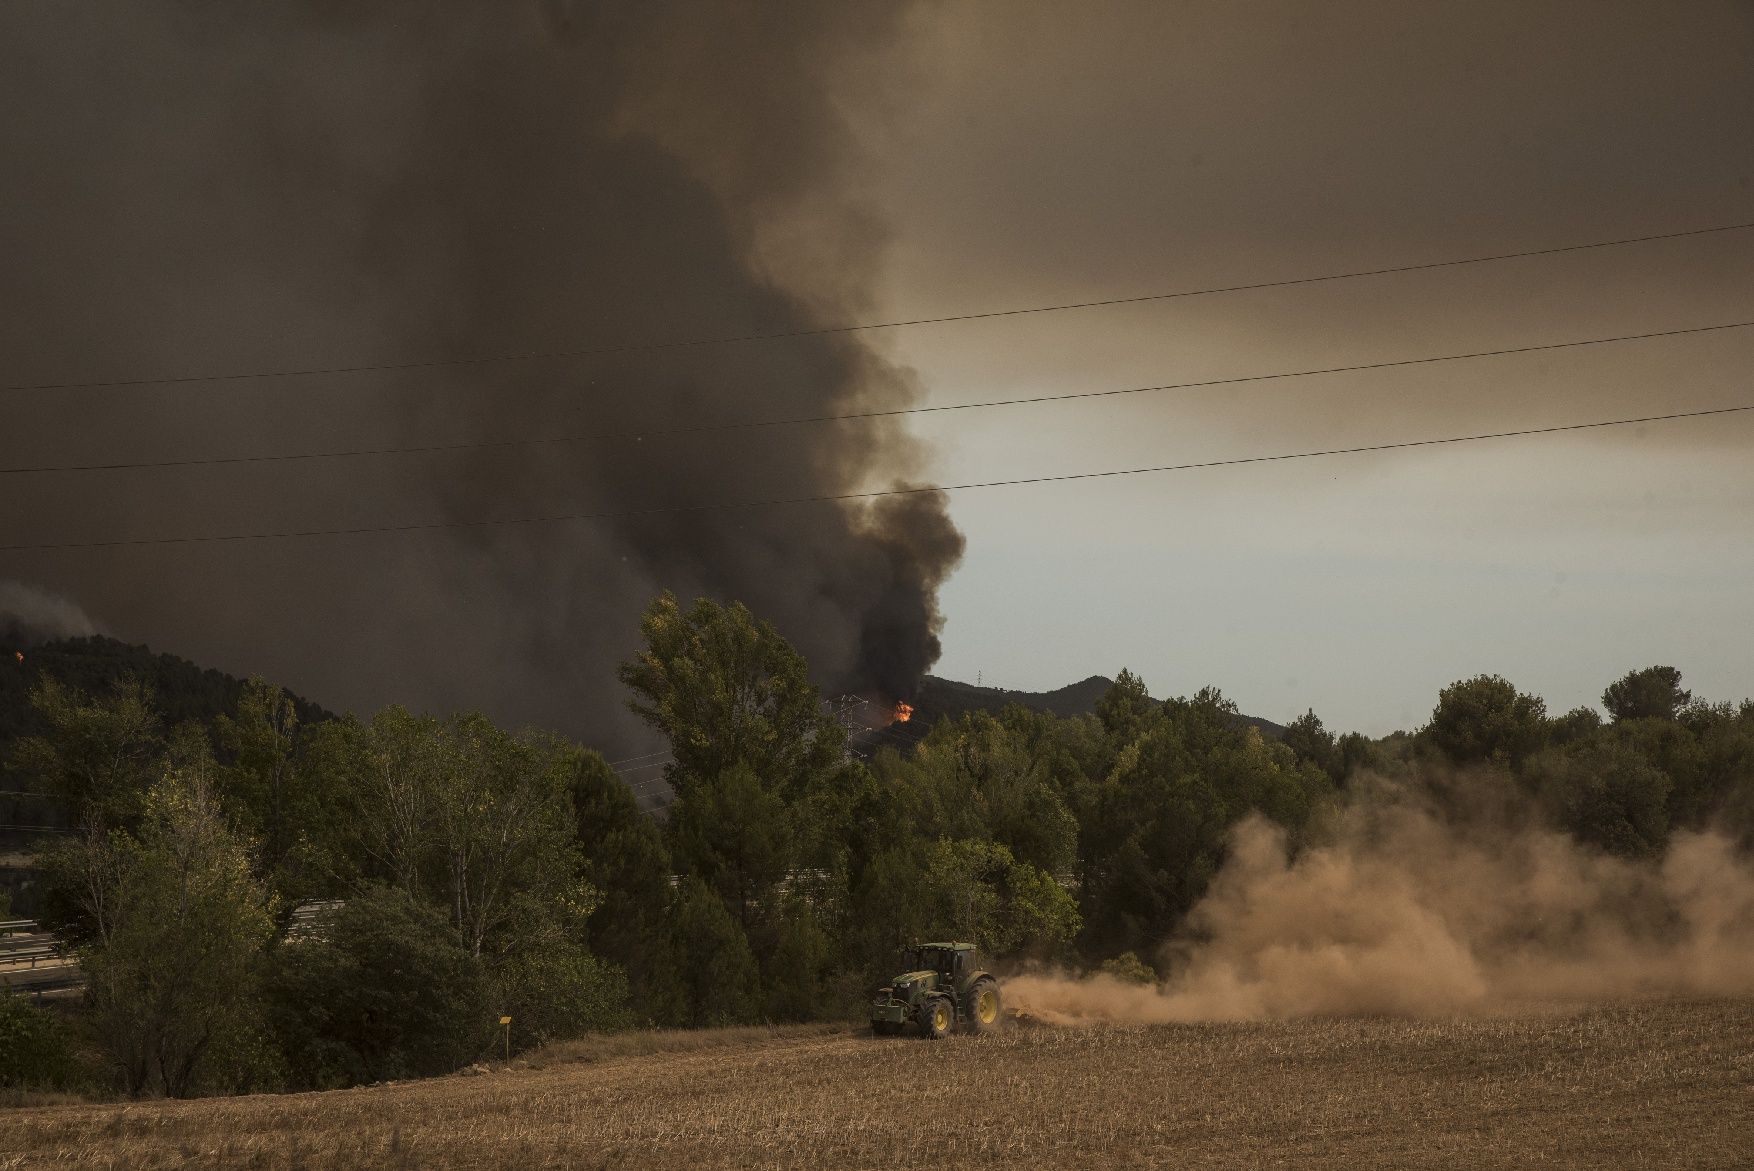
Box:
[1007,788,1754,1024]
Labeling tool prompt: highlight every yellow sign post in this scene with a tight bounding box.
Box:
[499,1015,512,1061]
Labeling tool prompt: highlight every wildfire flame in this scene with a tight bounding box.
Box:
[892,701,914,724]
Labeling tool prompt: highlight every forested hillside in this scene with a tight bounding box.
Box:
[0,635,331,747]
[914,674,1286,737]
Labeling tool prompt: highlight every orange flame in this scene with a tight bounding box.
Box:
[892,701,914,724]
[12,651,21,664]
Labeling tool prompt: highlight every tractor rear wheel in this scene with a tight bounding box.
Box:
[920,996,952,1040]
[962,978,1002,1033]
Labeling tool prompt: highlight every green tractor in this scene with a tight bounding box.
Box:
[869,941,1003,1039]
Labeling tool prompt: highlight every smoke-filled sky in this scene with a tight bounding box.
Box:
[0,1,961,751]
[880,1,1754,730]
[3,1,1752,743]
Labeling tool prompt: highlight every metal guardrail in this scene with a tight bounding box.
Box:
[1,941,60,968]
[0,903,345,994]
[0,918,82,994]
[4,970,82,994]
[283,899,343,942]
[1,932,51,950]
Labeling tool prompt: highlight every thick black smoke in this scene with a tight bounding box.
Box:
[0,2,960,748]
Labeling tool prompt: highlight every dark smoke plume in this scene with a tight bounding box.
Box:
[0,2,960,748]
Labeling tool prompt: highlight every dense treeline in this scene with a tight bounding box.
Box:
[1406,667,1754,855]
[3,594,1751,1098]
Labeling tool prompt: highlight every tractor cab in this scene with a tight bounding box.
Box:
[902,942,975,982]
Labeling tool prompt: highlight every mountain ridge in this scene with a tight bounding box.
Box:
[915,673,1286,738]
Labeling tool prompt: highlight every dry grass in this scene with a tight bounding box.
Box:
[3,999,1752,1169]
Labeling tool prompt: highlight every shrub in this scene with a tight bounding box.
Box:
[1097,952,1158,984]
[0,995,79,1089]
[267,886,493,1088]
[497,944,631,1051]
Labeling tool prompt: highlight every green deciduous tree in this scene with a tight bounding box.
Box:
[1161,687,1247,756]
[309,709,583,958]
[213,677,300,875]
[305,707,447,897]
[1686,710,1754,836]
[620,592,870,1019]
[1077,758,1228,959]
[1334,730,1378,780]
[902,710,1079,877]
[9,675,161,828]
[909,838,1080,959]
[50,767,277,1097]
[433,717,582,959]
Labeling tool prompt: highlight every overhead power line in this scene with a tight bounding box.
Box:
[612,759,673,777]
[602,748,672,768]
[4,402,1746,554]
[5,220,1752,396]
[615,770,667,790]
[5,319,1752,477]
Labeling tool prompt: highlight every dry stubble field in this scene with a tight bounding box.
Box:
[2,998,1752,1170]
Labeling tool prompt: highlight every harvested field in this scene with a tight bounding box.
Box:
[3,999,1752,1169]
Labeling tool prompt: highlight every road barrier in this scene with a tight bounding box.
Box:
[0,919,81,994]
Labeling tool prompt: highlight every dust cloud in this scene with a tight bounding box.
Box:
[1008,787,1754,1024]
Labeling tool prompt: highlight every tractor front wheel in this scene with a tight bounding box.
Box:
[963,978,1002,1033]
[920,996,953,1040]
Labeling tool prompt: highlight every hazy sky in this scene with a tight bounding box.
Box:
[2,1,1750,741]
[870,0,1754,731]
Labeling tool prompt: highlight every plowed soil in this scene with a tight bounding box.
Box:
[3,999,1751,1169]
